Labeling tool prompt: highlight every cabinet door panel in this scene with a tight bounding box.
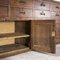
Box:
[31,20,55,53]
[33,0,50,10]
[10,0,33,8]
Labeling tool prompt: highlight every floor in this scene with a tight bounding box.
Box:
[1,44,60,60]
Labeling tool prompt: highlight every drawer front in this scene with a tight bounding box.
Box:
[0,7,8,18]
[33,10,51,19]
[11,8,32,20]
[33,0,50,10]
[0,0,9,6]
[50,3,60,12]
[10,0,33,8]
[51,12,60,20]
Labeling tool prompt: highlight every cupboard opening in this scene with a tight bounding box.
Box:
[0,21,31,56]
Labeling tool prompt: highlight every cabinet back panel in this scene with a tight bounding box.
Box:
[0,22,15,46]
[15,21,31,47]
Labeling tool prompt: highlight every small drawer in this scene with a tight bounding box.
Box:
[10,0,33,8]
[51,12,60,20]
[11,8,32,19]
[0,6,8,17]
[33,10,51,19]
[0,0,9,6]
[33,0,50,10]
[50,2,60,12]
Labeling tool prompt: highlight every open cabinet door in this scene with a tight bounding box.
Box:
[31,20,55,53]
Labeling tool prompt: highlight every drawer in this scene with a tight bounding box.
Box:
[10,0,33,8]
[51,12,60,20]
[0,0,9,6]
[11,8,32,20]
[33,10,51,19]
[50,2,60,12]
[33,0,50,10]
[0,6,8,18]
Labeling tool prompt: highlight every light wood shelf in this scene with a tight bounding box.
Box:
[0,33,30,39]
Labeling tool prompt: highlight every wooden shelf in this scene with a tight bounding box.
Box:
[0,44,29,53]
[0,44,30,58]
[0,33,30,39]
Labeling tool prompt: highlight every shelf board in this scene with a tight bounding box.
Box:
[0,44,30,58]
[0,33,30,39]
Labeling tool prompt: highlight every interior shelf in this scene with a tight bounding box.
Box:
[0,44,30,54]
[0,33,30,39]
[0,21,31,57]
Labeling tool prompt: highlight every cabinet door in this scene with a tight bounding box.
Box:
[31,20,55,53]
[10,0,33,8]
[0,6,8,21]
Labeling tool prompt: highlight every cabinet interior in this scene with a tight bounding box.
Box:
[0,21,31,54]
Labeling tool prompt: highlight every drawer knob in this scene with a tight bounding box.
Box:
[19,0,26,3]
[40,3,45,6]
[56,6,60,9]
[40,12,45,15]
[19,11,25,14]
[56,14,60,16]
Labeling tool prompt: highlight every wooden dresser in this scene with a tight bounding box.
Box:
[0,0,60,58]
